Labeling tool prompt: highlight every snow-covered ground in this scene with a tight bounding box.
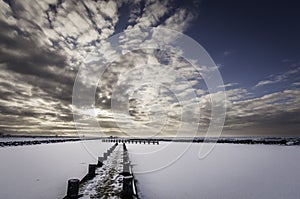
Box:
[0,140,299,199]
[0,140,113,199]
[127,142,300,199]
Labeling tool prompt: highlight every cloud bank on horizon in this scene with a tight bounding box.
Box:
[0,0,299,137]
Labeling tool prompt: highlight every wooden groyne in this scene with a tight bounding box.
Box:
[0,138,81,147]
[64,143,138,199]
[102,138,159,145]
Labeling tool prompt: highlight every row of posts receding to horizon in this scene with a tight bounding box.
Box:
[102,139,159,145]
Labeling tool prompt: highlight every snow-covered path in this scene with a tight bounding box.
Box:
[79,144,124,198]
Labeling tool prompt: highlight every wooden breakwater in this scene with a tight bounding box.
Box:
[121,143,138,199]
[102,138,159,145]
[64,143,138,199]
[0,138,81,147]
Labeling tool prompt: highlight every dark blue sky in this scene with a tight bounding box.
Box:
[187,0,300,92]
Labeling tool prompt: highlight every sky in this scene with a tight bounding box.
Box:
[0,0,299,137]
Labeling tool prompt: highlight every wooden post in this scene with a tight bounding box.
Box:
[123,162,130,176]
[98,157,104,167]
[67,179,79,199]
[88,164,96,178]
[123,153,128,163]
[103,152,108,159]
[122,175,134,199]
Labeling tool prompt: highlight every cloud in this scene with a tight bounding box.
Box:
[218,82,238,89]
[222,87,300,135]
[255,67,300,87]
[0,0,202,136]
[292,82,300,86]
[161,8,197,32]
[87,48,205,136]
[223,50,232,56]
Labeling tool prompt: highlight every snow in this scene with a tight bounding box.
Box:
[127,142,300,199]
[0,140,113,199]
[0,140,300,199]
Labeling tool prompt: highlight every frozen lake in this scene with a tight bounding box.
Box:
[0,140,299,199]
